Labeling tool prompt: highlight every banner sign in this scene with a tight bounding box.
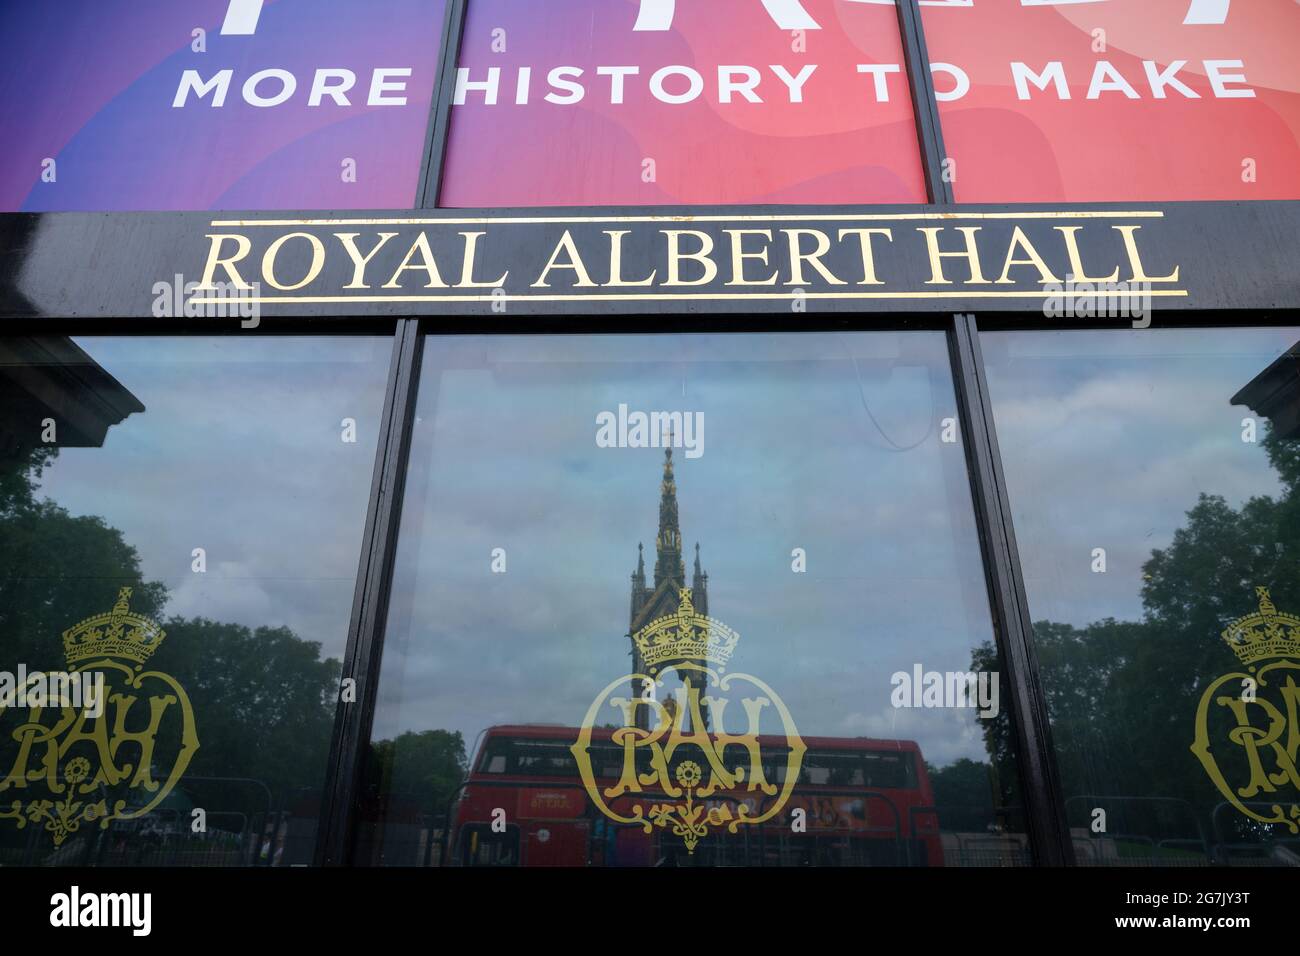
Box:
[441,0,925,206]
[2,203,1297,317]
[441,0,1300,206]
[4,1,1295,210]
[1,0,445,212]
[921,0,1300,202]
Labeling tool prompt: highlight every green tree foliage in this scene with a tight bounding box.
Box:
[928,757,1001,832]
[158,617,341,803]
[0,447,167,664]
[1,442,469,865]
[0,445,336,816]
[971,430,1300,842]
[365,729,468,820]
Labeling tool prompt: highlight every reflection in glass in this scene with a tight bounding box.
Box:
[0,336,389,865]
[358,332,1030,866]
[984,328,1300,866]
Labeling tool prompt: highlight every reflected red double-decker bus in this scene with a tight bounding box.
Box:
[445,724,941,867]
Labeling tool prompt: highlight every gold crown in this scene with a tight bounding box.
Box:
[62,586,166,668]
[1221,587,1300,666]
[633,587,739,674]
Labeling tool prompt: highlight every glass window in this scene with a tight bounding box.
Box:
[440,0,926,206]
[1,0,445,211]
[356,331,1031,867]
[0,335,390,865]
[983,327,1300,866]
[921,0,1300,201]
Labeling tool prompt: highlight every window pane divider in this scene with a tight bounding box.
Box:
[314,318,425,866]
[896,0,953,204]
[420,0,470,209]
[948,312,1074,866]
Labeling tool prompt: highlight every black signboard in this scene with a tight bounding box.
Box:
[1,201,1297,318]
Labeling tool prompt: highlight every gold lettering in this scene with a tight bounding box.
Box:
[456,231,509,288]
[334,232,398,289]
[837,228,893,285]
[656,683,736,794]
[198,234,253,290]
[1114,225,1180,283]
[663,230,718,287]
[105,692,176,791]
[532,230,597,288]
[723,229,778,286]
[604,708,668,798]
[700,695,776,796]
[261,232,325,291]
[1054,226,1120,283]
[1217,694,1300,796]
[604,230,656,287]
[919,226,990,285]
[3,707,77,792]
[383,232,449,289]
[783,229,845,286]
[996,226,1062,285]
[52,693,162,790]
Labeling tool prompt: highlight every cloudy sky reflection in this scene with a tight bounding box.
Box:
[372,332,998,769]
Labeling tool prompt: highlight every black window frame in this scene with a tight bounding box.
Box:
[1,0,1296,869]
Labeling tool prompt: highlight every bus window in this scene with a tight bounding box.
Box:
[863,753,916,790]
[799,753,867,787]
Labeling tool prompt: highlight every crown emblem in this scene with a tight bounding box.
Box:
[61,586,167,668]
[633,587,739,674]
[1221,587,1300,666]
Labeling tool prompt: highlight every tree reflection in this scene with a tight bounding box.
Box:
[0,443,340,865]
[973,429,1300,863]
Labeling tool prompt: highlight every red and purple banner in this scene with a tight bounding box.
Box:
[439,0,927,206]
[921,0,1300,201]
[0,0,445,211]
[2,0,1295,210]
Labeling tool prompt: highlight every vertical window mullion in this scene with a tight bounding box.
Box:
[314,319,425,866]
[420,0,470,209]
[947,312,1074,865]
[895,0,953,204]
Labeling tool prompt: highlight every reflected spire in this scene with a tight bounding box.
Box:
[692,542,708,616]
[654,448,684,586]
[631,541,646,590]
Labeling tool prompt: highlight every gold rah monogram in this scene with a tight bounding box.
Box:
[0,587,199,846]
[571,588,804,854]
[1190,586,1300,833]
